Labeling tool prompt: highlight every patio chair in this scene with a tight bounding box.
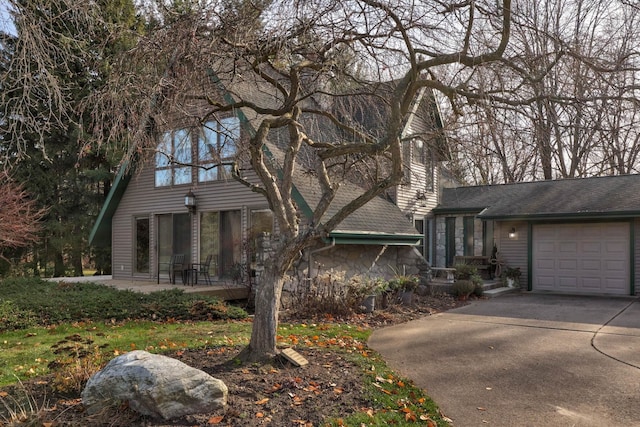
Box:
[157,253,185,284]
[191,254,213,286]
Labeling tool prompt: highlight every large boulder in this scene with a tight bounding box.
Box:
[81,350,227,419]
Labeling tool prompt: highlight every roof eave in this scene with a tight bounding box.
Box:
[326,231,422,246]
[478,211,640,221]
[88,163,131,247]
[432,206,486,215]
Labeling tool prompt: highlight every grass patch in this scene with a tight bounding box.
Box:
[0,320,253,387]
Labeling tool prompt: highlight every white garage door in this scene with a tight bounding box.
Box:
[532,223,630,295]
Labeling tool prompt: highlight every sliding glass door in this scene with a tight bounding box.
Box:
[157,213,192,266]
[200,210,241,278]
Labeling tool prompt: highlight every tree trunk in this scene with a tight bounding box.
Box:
[71,245,84,276]
[239,263,285,362]
[53,250,65,277]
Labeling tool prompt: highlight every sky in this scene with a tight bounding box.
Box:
[0,2,15,35]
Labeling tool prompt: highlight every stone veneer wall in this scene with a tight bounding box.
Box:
[434,215,485,266]
[305,244,426,280]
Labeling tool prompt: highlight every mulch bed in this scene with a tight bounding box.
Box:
[0,294,468,426]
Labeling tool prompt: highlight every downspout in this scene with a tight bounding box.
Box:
[307,238,336,279]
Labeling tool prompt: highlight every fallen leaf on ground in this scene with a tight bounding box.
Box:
[255,398,269,405]
[207,415,224,424]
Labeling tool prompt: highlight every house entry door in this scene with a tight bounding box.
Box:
[157,213,192,268]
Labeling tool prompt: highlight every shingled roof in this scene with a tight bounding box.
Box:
[292,171,422,242]
[216,71,426,244]
[435,174,640,220]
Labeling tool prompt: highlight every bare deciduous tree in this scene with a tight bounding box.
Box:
[6,0,513,361]
[0,172,46,254]
[449,0,640,183]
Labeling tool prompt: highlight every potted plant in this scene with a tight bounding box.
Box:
[501,267,521,287]
[350,276,387,313]
[388,274,419,305]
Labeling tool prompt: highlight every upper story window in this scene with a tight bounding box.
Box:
[155,128,192,187]
[404,138,434,191]
[155,117,240,187]
[198,118,240,182]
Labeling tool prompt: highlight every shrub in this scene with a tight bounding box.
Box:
[451,280,475,299]
[454,263,477,280]
[0,300,37,331]
[284,272,390,317]
[454,264,483,288]
[387,275,419,292]
[0,277,247,329]
[473,282,484,297]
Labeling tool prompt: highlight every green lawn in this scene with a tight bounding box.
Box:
[1,277,450,426]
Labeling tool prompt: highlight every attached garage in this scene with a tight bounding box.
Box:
[532,222,630,295]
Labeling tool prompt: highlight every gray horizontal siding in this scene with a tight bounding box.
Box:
[111,164,268,279]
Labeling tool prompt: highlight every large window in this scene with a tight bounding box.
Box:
[155,129,192,186]
[198,118,240,182]
[155,117,240,187]
[134,217,150,274]
[404,138,434,191]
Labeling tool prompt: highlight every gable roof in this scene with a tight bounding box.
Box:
[89,71,431,247]
[435,174,640,220]
[292,171,422,244]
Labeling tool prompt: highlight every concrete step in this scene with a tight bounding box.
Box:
[483,286,520,298]
[481,280,503,291]
[426,279,519,299]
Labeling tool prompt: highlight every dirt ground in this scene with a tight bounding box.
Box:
[0,294,467,426]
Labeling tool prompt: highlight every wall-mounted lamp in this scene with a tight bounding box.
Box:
[508,227,516,239]
[184,190,197,214]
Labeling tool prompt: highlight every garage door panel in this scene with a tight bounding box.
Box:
[537,241,555,252]
[558,259,577,270]
[533,223,629,295]
[581,241,602,253]
[558,276,578,289]
[535,275,556,289]
[559,242,577,253]
[582,278,603,289]
[535,258,555,269]
[605,259,626,271]
[605,279,627,293]
[605,242,627,253]
[580,260,601,271]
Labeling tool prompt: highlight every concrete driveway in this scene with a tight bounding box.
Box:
[368,294,640,426]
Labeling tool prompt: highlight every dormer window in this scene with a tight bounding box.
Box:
[154,117,240,187]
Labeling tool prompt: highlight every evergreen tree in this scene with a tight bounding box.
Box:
[2,0,141,276]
